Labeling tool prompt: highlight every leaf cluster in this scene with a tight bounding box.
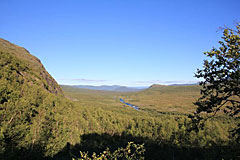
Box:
[75,142,145,160]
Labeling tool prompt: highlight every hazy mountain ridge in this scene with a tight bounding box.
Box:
[68,85,147,92]
[64,83,199,92]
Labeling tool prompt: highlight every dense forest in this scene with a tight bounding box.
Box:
[0,37,240,160]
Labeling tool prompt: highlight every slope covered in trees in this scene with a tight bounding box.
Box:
[0,38,62,95]
[0,38,74,159]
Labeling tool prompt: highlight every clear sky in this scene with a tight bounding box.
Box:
[0,0,239,86]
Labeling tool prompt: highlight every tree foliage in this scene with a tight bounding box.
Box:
[191,23,240,136]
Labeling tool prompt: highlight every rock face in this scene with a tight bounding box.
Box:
[0,38,63,95]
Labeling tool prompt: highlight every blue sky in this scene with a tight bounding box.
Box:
[0,0,239,86]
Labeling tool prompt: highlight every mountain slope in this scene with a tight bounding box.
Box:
[0,38,72,159]
[0,38,62,95]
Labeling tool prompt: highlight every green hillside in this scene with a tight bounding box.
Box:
[0,39,239,159]
[122,84,201,114]
[0,38,74,159]
[0,38,62,95]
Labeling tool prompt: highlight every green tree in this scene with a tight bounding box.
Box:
[191,23,240,140]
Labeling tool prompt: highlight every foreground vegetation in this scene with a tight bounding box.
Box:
[74,142,145,160]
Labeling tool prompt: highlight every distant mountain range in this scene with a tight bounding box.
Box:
[68,85,147,92]
[64,83,199,92]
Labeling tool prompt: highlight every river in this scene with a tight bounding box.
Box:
[120,98,140,111]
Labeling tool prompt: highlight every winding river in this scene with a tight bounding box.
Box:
[120,98,140,111]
